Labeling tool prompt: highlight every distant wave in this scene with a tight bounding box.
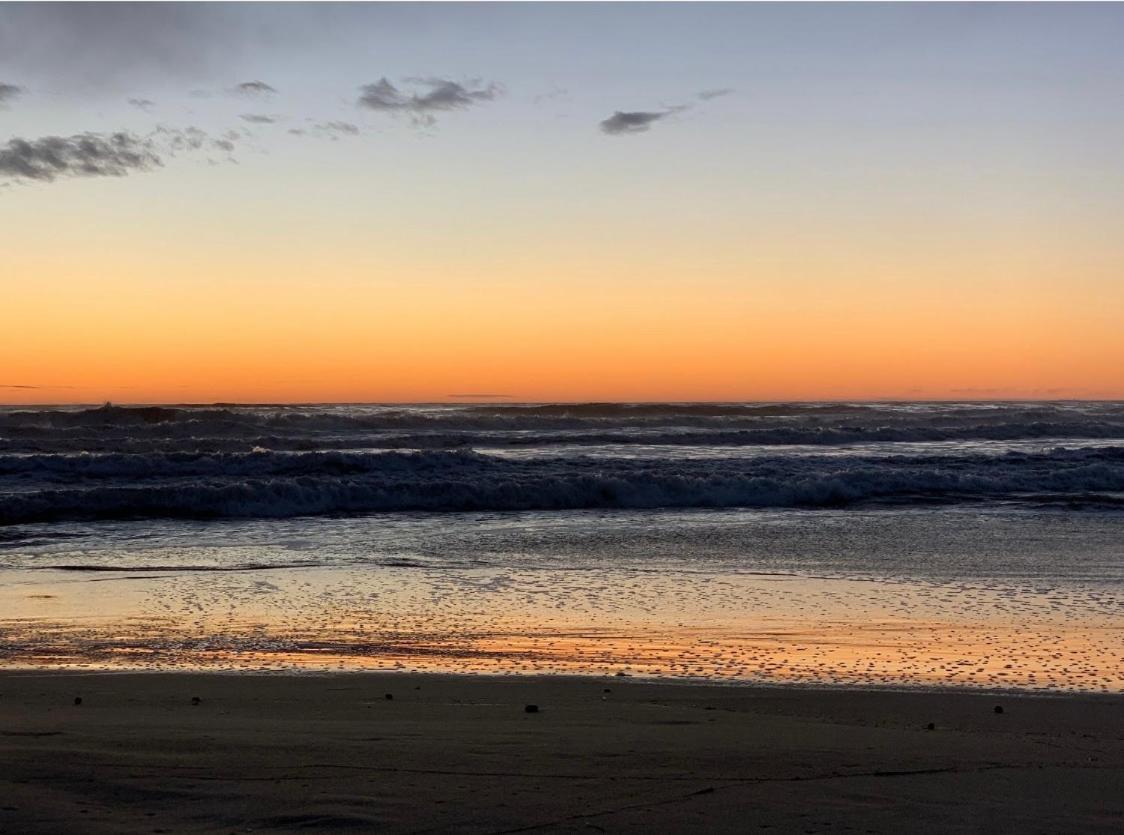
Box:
[3,446,1124,523]
[3,401,1123,433]
[4,403,1124,523]
[2,401,1124,454]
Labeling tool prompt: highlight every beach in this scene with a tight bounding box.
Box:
[2,402,1123,830]
[1,671,1121,833]
[7,0,1124,829]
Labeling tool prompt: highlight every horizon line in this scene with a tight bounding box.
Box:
[3,397,1124,408]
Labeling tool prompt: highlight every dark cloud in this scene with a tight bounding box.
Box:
[234,80,277,96]
[239,113,277,124]
[0,4,247,89]
[127,97,156,111]
[1,126,242,185]
[599,110,668,135]
[357,77,500,125]
[0,132,161,182]
[698,88,734,100]
[0,82,23,104]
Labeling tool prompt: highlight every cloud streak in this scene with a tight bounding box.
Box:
[599,110,669,135]
[234,80,276,96]
[357,77,500,125]
[0,82,23,105]
[0,132,161,182]
[289,121,361,140]
[1,126,242,185]
[600,89,731,135]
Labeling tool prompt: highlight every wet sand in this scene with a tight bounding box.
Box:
[5,562,1121,691]
[1,672,1121,833]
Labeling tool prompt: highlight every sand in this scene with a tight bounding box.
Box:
[1,672,1121,833]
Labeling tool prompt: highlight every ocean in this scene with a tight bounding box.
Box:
[1,401,1121,690]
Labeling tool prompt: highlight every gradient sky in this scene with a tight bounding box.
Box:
[2,2,1123,403]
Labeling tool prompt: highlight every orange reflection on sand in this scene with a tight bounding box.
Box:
[3,616,1121,693]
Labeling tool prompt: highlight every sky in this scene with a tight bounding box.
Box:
[2,2,1123,404]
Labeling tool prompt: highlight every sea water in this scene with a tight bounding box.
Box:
[1,402,1121,690]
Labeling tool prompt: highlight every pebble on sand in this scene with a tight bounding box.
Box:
[524,704,539,714]
[385,693,394,701]
[994,705,1004,714]
[191,696,201,706]
[73,697,82,706]
[926,722,935,730]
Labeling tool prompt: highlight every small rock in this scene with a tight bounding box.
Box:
[384,693,394,701]
[926,722,935,731]
[73,697,82,706]
[994,705,1004,714]
[603,688,611,693]
[524,704,539,714]
[191,696,201,706]
[615,671,629,677]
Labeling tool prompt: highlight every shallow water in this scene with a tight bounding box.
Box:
[1,402,1122,690]
[1,507,1121,691]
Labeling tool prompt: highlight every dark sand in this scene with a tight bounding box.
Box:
[1,673,1121,833]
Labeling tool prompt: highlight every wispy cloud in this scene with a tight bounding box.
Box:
[239,113,278,124]
[289,121,361,140]
[0,132,161,182]
[532,86,569,105]
[599,110,669,135]
[0,384,75,390]
[314,120,359,136]
[233,80,276,96]
[0,82,24,105]
[0,4,250,88]
[357,77,500,126]
[127,97,156,111]
[600,89,731,135]
[156,126,241,157]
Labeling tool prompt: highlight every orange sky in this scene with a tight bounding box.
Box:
[4,217,1122,403]
[3,5,1123,404]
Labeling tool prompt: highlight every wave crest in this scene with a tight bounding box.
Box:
[3,446,1123,523]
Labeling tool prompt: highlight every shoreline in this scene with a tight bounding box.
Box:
[2,670,1121,832]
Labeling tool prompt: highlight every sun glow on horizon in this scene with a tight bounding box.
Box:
[3,4,1123,404]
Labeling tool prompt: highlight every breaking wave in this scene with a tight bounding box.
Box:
[2,401,1124,454]
[3,446,1124,524]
